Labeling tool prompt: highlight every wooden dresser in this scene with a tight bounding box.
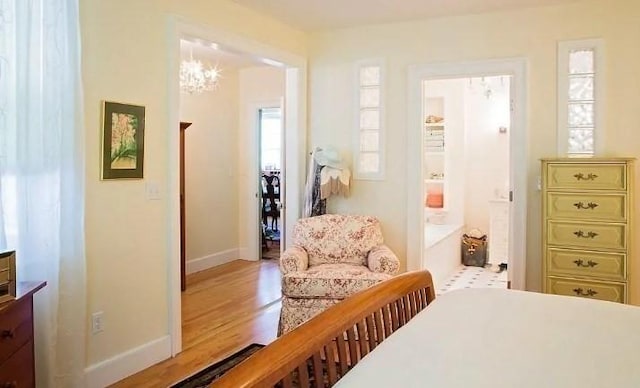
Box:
[542,158,634,303]
[0,281,46,387]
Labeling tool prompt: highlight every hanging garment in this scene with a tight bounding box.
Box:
[303,149,328,217]
[311,162,327,216]
[320,167,351,200]
[303,150,318,217]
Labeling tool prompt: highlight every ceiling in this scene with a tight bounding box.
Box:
[232,0,582,31]
[180,38,270,69]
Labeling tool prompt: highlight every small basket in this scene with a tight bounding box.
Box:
[461,234,487,267]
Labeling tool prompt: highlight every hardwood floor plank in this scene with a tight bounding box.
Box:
[110,259,281,387]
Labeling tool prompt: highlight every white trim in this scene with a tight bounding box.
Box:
[185,248,241,274]
[245,100,282,262]
[284,67,305,249]
[167,16,307,357]
[407,58,528,291]
[556,38,605,156]
[84,336,171,388]
[354,59,386,181]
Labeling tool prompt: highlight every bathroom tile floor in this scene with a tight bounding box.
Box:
[437,265,508,296]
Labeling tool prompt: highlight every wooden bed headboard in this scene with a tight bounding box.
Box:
[212,270,436,388]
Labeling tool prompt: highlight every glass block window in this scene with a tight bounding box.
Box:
[355,61,384,179]
[558,40,604,156]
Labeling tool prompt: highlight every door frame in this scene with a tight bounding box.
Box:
[406,58,528,290]
[167,16,307,356]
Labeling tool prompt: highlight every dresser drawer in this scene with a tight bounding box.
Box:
[547,248,626,281]
[547,220,626,251]
[546,192,627,222]
[547,277,626,303]
[546,163,626,191]
[0,257,8,271]
[0,298,33,365]
[0,340,34,388]
[0,269,9,283]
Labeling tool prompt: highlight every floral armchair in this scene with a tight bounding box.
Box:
[279,214,400,334]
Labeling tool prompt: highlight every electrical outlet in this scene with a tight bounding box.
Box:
[92,311,104,334]
[536,175,542,191]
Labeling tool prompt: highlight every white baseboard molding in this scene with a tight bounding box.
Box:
[238,247,261,261]
[186,248,240,274]
[85,335,171,388]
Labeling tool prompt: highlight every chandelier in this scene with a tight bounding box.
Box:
[179,52,221,94]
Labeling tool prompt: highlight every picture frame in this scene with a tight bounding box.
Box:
[101,101,146,180]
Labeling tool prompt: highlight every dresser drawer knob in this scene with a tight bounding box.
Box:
[573,259,599,268]
[573,230,598,239]
[0,329,14,339]
[573,201,599,210]
[573,172,599,181]
[573,287,598,297]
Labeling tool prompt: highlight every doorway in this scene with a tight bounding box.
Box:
[259,107,284,260]
[168,19,307,356]
[422,76,512,292]
[406,58,528,292]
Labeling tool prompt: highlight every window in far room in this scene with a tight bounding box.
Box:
[260,107,282,171]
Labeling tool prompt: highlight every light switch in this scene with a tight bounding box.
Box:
[146,182,161,200]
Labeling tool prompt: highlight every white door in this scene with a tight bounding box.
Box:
[278,97,286,251]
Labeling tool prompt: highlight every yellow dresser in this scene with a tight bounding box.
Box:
[542,158,634,303]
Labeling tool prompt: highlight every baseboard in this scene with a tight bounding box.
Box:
[84,335,171,388]
[186,248,240,274]
[238,247,262,262]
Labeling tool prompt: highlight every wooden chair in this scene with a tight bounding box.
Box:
[212,270,436,388]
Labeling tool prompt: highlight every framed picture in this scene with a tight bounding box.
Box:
[101,101,145,179]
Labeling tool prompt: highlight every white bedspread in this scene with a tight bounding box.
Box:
[336,288,640,387]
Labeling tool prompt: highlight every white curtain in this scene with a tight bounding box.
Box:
[0,0,86,386]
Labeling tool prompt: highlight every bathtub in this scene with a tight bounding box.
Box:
[423,223,464,289]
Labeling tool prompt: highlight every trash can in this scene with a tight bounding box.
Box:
[461,233,487,267]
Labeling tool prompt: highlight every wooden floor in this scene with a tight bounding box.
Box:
[261,239,280,260]
[111,259,281,387]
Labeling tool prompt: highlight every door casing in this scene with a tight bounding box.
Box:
[406,58,528,291]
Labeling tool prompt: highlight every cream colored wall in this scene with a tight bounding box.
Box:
[308,0,640,303]
[237,66,286,257]
[180,69,240,262]
[81,0,306,366]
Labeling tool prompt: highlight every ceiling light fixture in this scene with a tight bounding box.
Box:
[179,49,221,94]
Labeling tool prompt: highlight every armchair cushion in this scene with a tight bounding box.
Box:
[293,214,383,267]
[282,263,391,299]
[367,245,400,275]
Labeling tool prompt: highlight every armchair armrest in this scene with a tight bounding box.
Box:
[280,245,309,275]
[367,245,400,275]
